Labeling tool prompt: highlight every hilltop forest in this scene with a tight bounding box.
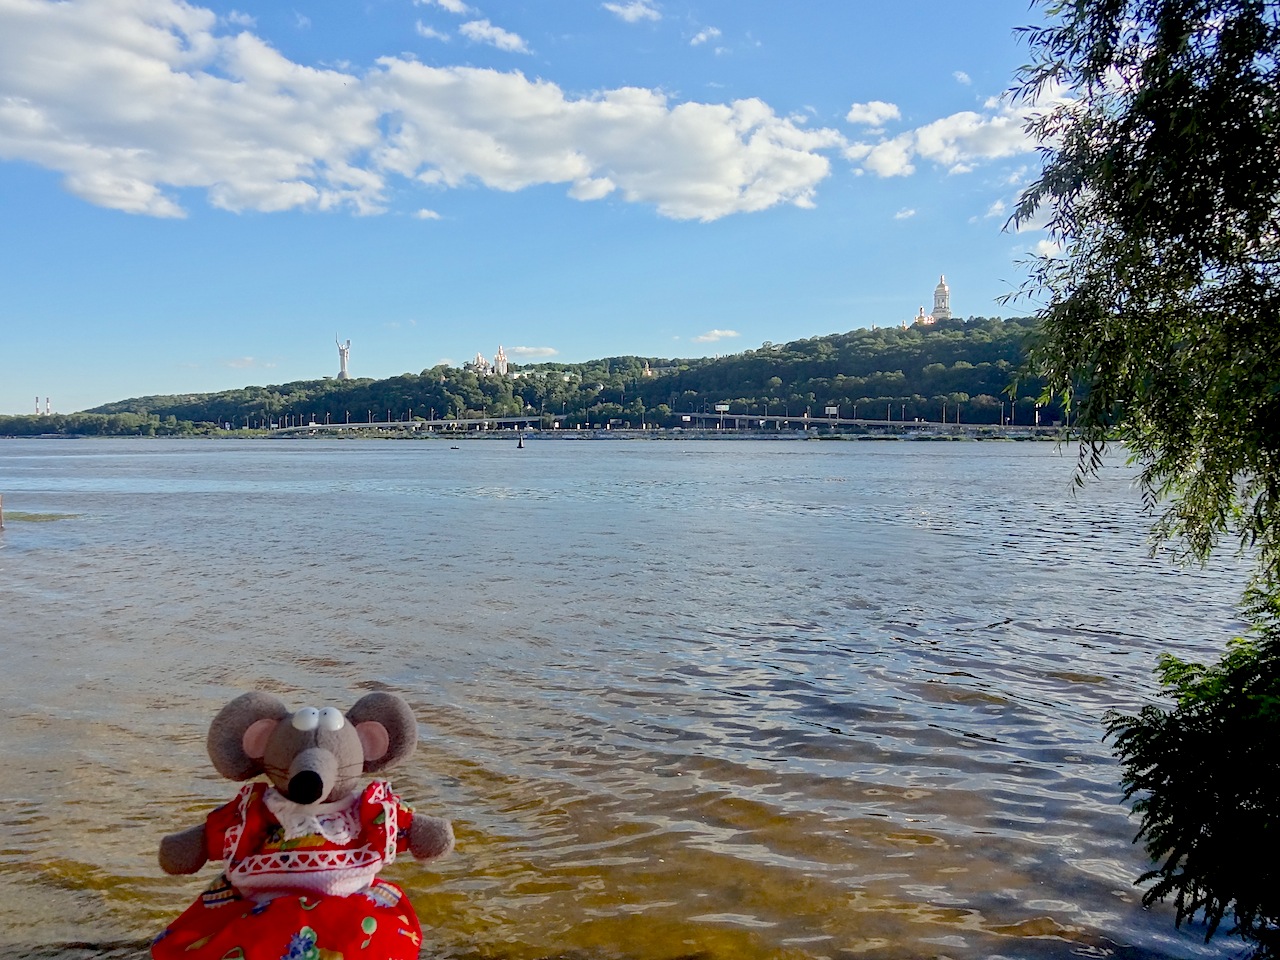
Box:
[0,316,1058,436]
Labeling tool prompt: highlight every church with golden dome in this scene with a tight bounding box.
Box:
[911,275,952,326]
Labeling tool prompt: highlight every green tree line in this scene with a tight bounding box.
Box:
[0,412,217,438]
[2,316,1055,437]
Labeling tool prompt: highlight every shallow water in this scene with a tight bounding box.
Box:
[0,437,1248,959]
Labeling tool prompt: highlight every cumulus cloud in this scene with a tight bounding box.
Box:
[893,208,915,220]
[692,329,739,343]
[0,0,851,222]
[415,21,450,41]
[375,67,844,220]
[691,27,721,46]
[459,19,528,53]
[604,1,660,23]
[511,346,559,357]
[846,92,1058,178]
[845,135,915,177]
[414,208,442,219]
[954,71,971,85]
[845,100,900,126]
[912,110,1028,172]
[417,0,472,14]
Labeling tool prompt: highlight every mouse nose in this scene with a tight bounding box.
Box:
[287,770,324,805]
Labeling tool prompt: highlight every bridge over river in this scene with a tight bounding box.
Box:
[269,412,1062,439]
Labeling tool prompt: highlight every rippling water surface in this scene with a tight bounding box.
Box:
[0,438,1249,959]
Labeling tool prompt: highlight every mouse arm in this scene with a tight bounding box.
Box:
[407,813,454,862]
[159,824,209,875]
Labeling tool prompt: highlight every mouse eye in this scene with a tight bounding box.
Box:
[291,707,320,731]
[318,707,345,731]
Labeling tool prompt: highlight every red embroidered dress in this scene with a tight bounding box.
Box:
[152,780,423,960]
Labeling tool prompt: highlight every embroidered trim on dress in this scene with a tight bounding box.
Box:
[263,789,361,844]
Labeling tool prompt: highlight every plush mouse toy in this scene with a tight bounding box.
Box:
[152,691,454,960]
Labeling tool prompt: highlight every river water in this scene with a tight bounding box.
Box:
[0,437,1249,960]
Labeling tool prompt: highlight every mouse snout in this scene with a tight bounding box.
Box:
[286,748,338,805]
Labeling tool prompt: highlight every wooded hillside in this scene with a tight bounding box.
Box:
[2,316,1053,435]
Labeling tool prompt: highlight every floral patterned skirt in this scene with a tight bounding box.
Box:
[152,874,423,960]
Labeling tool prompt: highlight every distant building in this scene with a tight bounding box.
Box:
[642,361,678,378]
[908,274,952,327]
[933,274,952,320]
[465,352,493,376]
[465,345,512,377]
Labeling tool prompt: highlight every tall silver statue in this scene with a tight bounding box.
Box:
[336,337,351,380]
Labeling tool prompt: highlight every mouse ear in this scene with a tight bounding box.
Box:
[347,692,417,773]
[207,692,290,781]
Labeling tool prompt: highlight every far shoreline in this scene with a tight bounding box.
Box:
[1,427,1068,442]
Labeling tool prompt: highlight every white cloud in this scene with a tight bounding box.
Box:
[1004,164,1030,186]
[511,346,559,357]
[416,0,472,13]
[984,199,1006,219]
[912,110,1028,171]
[569,176,615,201]
[414,208,442,219]
[692,329,739,343]
[459,19,528,53]
[954,71,971,85]
[0,0,843,222]
[691,27,721,46]
[893,208,915,220]
[846,92,1061,178]
[604,1,660,23]
[845,100,899,126]
[1034,238,1063,257]
[415,21,450,41]
[226,11,255,28]
[1011,200,1052,233]
[848,134,915,177]
[355,66,845,220]
[294,12,310,30]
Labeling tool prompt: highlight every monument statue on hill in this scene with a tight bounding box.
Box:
[336,337,351,380]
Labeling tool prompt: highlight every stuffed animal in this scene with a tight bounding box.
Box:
[152,691,454,960]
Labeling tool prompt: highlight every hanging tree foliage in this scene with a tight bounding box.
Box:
[1010,0,1280,954]
[1012,0,1280,582]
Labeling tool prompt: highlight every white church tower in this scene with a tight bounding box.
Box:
[932,275,952,321]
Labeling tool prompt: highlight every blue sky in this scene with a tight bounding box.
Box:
[0,0,1056,414]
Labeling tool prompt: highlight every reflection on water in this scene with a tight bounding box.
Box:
[0,438,1246,959]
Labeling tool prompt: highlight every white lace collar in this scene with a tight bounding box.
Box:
[263,788,361,844]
